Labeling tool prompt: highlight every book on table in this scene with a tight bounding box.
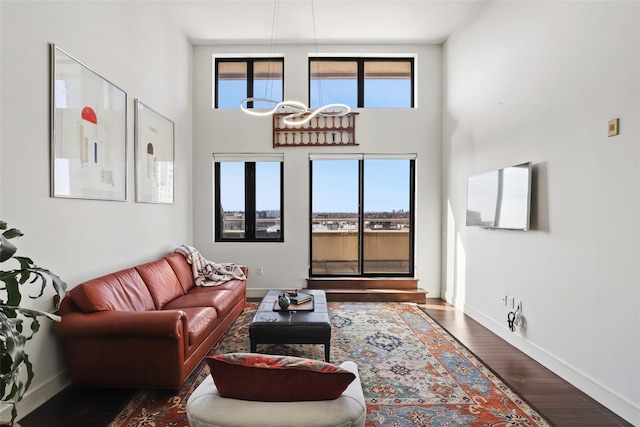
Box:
[288,293,312,304]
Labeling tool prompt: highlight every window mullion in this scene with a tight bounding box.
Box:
[358,159,364,275]
[308,159,313,276]
[246,163,256,239]
[357,60,365,108]
[410,58,415,108]
[409,160,415,275]
[279,161,285,242]
[247,60,254,108]
[214,61,220,109]
[214,163,222,240]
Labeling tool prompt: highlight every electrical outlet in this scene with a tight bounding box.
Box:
[502,295,508,306]
[257,267,264,275]
[608,118,619,137]
[508,296,515,309]
[516,300,522,312]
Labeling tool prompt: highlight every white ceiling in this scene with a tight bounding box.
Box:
[166,0,481,45]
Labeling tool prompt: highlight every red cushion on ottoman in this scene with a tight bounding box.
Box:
[206,353,356,401]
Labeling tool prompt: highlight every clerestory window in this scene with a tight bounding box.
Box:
[214,57,284,109]
[309,57,415,109]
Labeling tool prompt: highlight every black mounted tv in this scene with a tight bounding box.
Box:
[466,162,532,230]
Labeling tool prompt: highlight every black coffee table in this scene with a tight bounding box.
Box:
[249,289,331,361]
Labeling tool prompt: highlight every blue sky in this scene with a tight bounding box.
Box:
[219,78,411,109]
[220,162,282,211]
[312,159,410,213]
[311,79,411,108]
[220,159,410,213]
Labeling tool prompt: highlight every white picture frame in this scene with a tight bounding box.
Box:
[134,99,175,204]
[50,44,127,201]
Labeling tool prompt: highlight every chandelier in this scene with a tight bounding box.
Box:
[239,0,351,126]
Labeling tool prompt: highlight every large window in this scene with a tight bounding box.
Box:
[309,57,414,109]
[310,155,415,276]
[214,154,284,242]
[214,57,284,109]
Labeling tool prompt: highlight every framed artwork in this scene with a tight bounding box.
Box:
[134,99,175,204]
[50,44,127,201]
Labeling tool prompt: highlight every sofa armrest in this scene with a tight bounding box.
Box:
[54,310,187,339]
[54,310,193,388]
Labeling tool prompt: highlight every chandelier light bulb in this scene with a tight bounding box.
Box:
[239,97,350,127]
[281,103,351,126]
[239,98,307,117]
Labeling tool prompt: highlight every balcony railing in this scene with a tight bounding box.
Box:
[221,215,412,274]
[221,218,281,239]
[311,228,410,274]
[311,216,410,274]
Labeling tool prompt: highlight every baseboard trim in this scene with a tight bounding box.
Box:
[246,288,270,299]
[463,303,640,426]
[0,370,70,422]
[443,289,456,306]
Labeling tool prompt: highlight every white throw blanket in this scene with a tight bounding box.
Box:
[174,245,246,286]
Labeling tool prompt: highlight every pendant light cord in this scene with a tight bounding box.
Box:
[265,0,280,99]
[310,0,323,107]
[239,0,350,126]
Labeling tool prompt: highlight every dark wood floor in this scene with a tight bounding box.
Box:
[18,299,632,427]
[421,299,631,427]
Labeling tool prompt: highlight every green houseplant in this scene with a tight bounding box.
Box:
[0,221,67,425]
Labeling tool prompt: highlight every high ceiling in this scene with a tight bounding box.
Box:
[166,0,481,45]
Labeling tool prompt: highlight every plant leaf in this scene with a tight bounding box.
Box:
[0,221,64,425]
[1,276,21,307]
[2,228,23,240]
[8,305,61,322]
[50,272,68,310]
[0,235,17,262]
[0,313,26,372]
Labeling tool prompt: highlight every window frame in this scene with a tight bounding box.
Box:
[214,56,285,109]
[308,56,416,109]
[308,155,416,277]
[214,157,284,243]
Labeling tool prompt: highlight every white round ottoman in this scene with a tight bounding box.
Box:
[186,360,366,427]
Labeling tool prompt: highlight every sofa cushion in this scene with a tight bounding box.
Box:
[136,259,185,309]
[114,268,157,311]
[179,307,220,348]
[164,253,195,293]
[165,281,244,316]
[73,274,124,313]
[206,353,356,401]
[73,268,154,312]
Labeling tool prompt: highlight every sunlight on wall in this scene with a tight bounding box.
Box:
[445,199,466,308]
[455,231,466,310]
[445,200,456,302]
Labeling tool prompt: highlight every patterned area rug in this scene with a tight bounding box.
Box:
[109,302,550,427]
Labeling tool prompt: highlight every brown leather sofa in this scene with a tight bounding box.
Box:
[53,252,247,389]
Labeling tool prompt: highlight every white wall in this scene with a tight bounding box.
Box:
[443,1,640,424]
[0,1,193,420]
[192,44,443,298]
